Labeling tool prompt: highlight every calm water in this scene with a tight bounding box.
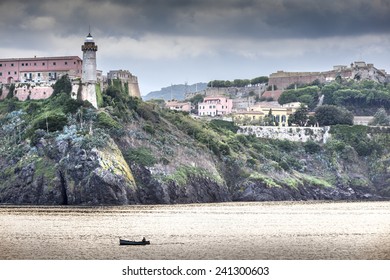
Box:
[0,201,389,260]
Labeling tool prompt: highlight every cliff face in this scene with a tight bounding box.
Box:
[0,91,389,205]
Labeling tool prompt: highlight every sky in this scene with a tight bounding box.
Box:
[1,0,390,95]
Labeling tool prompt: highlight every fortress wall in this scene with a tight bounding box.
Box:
[269,73,326,89]
[128,82,141,98]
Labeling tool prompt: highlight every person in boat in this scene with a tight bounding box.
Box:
[142,237,146,242]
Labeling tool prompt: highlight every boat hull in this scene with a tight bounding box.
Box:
[119,239,150,246]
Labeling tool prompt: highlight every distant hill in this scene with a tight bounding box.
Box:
[143,83,207,101]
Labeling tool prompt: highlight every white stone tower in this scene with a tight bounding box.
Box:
[81,32,98,83]
[71,32,98,108]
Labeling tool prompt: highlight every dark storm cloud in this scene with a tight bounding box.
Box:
[87,0,390,38]
[2,0,390,40]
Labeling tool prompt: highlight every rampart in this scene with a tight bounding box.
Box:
[238,126,331,143]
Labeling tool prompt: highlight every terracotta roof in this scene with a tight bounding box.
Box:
[261,90,284,100]
[0,56,82,62]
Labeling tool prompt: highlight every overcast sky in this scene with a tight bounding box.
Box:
[1,0,390,95]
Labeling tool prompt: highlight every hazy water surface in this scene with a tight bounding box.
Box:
[1,201,389,259]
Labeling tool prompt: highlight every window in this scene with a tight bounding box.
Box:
[22,63,24,66]
[11,63,14,67]
[74,61,76,64]
[8,72,10,75]
[14,71,17,75]
[53,62,56,65]
[0,64,2,67]
[38,73,41,77]
[34,63,37,66]
[65,62,68,65]
[42,62,45,66]
[0,72,2,76]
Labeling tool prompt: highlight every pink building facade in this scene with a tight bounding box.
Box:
[0,56,82,84]
[198,96,233,117]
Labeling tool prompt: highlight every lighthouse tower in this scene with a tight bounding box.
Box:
[81,32,98,83]
[71,32,98,108]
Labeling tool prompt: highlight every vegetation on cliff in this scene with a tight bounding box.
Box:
[1,77,390,205]
[280,80,390,116]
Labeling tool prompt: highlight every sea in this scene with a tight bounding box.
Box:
[1,201,389,260]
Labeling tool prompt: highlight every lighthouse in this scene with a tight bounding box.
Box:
[71,32,98,108]
[81,32,98,83]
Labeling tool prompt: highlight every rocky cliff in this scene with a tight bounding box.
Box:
[0,83,389,205]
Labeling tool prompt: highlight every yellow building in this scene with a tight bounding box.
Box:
[233,101,302,127]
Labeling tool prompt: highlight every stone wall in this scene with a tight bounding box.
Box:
[238,126,331,143]
[0,84,54,100]
[127,81,141,98]
[71,83,97,108]
[14,85,54,100]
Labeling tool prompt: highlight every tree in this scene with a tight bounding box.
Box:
[6,84,15,99]
[264,109,275,126]
[189,94,204,105]
[315,105,353,126]
[289,105,309,126]
[369,108,390,126]
[251,76,269,85]
[52,75,72,97]
[278,86,320,109]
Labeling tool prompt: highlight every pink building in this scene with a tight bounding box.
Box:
[0,56,82,84]
[198,96,233,117]
[166,100,192,112]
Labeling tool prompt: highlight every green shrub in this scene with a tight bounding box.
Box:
[81,129,110,149]
[125,147,156,166]
[32,112,68,132]
[246,158,257,167]
[209,119,239,133]
[275,139,298,152]
[97,112,122,129]
[235,134,249,145]
[304,140,321,154]
[96,84,103,107]
[136,102,160,123]
[325,139,346,152]
[143,122,155,134]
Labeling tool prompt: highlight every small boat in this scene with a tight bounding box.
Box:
[119,239,150,246]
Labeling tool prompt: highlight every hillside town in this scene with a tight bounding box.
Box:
[162,61,390,132]
[1,32,390,141]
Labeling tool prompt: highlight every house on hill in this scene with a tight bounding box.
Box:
[198,96,233,117]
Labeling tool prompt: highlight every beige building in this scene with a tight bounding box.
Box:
[166,100,192,112]
[233,102,302,127]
